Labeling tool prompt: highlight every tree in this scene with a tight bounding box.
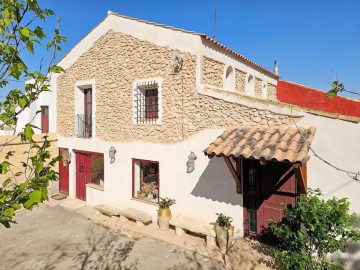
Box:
[0,0,66,227]
[270,189,360,270]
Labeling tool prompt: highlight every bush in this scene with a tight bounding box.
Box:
[270,188,360,270]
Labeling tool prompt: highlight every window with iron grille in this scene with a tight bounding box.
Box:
[134,80,160,124]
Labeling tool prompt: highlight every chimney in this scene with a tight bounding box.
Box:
[274,60,279,76]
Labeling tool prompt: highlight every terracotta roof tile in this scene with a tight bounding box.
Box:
[204,126,316,165]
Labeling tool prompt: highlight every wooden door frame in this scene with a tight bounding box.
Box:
[58,148,69,196]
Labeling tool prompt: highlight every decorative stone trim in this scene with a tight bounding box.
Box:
[202,56,224,88]
[235,68,246,93]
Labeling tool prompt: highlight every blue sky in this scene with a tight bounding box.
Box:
[5,0,360,97]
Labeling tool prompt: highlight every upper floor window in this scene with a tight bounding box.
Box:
[223,65,235,91]
[74,79,96,139]
[133,79,162,125]
[262,82,268,98]
[76,88,92,138]
[245,74,255,96]
[41,106,49,133]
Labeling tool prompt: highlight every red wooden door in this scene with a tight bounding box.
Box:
[59,148,69,195]
[76,152,91,201]
[243,159,297,241]
[41,106,49,133]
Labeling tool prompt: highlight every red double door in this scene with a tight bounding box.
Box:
[243,159,297,242]
[75,152,91,201]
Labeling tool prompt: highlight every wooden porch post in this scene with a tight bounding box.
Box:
[223,157,242,194]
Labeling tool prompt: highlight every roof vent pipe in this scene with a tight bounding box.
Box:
[274,60,279,76]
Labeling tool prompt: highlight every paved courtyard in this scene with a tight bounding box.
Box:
[0,205,224,270]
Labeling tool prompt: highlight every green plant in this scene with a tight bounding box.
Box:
[158,197,176,209]
[269,188,360,270]
[0,0,66,227]
[216,213,233,229]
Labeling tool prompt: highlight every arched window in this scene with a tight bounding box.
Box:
[245,74,255,96]
[224,65,235,91]
[261,82,268,98]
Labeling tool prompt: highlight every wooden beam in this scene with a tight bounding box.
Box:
[295,163,307,195]
[223,157,242,194]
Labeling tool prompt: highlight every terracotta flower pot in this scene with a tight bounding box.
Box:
[215,225,234,254]
[157,207,172,231]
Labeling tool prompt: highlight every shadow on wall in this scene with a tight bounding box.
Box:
[191,157,242,206]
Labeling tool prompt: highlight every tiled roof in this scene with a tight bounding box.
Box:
[204,126,316,165]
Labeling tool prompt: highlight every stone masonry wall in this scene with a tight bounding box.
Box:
[255,77,263,97]
[57,30,294,143]
[267,83,277,100]
[201,57,224,88]
[235,69,246,93]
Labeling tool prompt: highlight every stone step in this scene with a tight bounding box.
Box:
[94,204,121,217]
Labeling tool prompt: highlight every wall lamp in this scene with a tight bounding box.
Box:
[109,146,117,164]
[186,151,197,173]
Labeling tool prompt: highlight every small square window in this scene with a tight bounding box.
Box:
[133,159,159,203]
[133,80,161,124]
[91,155,104,187]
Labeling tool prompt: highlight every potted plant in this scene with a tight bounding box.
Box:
[214,213,234,254]
[157,197,176,231]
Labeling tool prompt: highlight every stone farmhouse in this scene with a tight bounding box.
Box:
[13,11,360,240]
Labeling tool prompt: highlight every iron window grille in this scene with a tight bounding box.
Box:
[134,81,159,124]
[75,114,92,138]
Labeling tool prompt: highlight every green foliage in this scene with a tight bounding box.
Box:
[0,0,66,227]
[326,80,345,98]
[158,197,176,209]
[270,188,360,270]
[215,213,233,229]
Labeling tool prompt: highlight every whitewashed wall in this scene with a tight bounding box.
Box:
[15,75,58,134]
[297,114,360,215]
[58,128,244,238]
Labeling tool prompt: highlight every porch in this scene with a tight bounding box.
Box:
[204,125,316,239]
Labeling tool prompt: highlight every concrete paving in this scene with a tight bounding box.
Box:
[0,205,225,270]
[0,196,277,270]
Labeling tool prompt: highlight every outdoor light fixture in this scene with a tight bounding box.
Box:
[109,146,117,164]
[186,151,197,173]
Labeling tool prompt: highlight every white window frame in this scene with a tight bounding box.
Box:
[132,78,163,125]
[74,79,96,138]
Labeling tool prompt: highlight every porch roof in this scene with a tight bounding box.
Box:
[204,126,316,165]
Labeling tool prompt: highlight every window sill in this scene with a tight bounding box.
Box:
[131,197,158,206]
[86,183,104,191]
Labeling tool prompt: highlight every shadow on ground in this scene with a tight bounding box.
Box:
[225,239,277,270]
[1,228,137,270]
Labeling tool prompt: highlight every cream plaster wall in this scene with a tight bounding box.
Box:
[297,114,360,215]
[58,129,244,237]
[15,75,58,135]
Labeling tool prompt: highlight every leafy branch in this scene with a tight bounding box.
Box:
[0,0,66,227]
